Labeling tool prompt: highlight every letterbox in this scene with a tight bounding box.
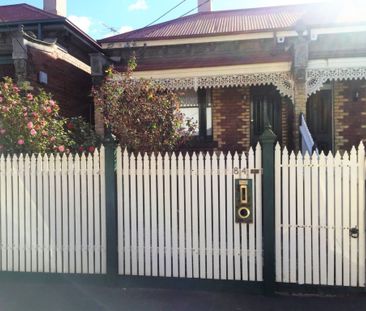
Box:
[235,179,253,224]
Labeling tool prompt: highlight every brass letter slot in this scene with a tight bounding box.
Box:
[235,179,253,224]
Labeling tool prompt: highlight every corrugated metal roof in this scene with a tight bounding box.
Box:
[99,2,366,43]
[0,3,62,22]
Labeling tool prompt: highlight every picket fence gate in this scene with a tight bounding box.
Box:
[0,150,107,274]
[0,138,365,293]
[275,143,366,288]
[116,146,263,281]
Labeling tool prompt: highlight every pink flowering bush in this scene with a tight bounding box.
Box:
[0,77,100,154]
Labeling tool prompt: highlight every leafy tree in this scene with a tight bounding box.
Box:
[92,57,196,153]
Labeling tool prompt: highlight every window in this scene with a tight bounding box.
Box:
[180,89,212,139]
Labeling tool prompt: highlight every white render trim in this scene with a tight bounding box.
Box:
[132,62,292,79]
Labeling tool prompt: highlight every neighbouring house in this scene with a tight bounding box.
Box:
[0,0,102,122]
[95,0,366,153]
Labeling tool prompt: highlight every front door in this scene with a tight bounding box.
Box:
[251,85,282,146]
[306,88,333,153]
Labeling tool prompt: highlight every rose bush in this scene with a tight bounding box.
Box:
[0,77,100,154]
[92,57,196,153]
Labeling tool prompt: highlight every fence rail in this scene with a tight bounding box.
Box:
[116,146,263,281]
[275,144,366,287]
[0,149,107,274]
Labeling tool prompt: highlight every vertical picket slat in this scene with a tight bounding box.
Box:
[191,153,199,278]
[296,152,305,284]
[24,155,31,272]
[212,153,220,279]
[164,153,172,277]
[6,156,13,271]
[241,152,248,281]
[86,154,94,274]
[49,155,56,273]
[311,153,319,285]
[157,154,164,276]
[137,154,144,275]
[61,155,69,273]
[100,146,107,274]
[282,148,289,283]
[0,155,5,271]
[116,147,123,274]
[13,155,19,272]
[198,152,206,278]
[93,150,101,274]
[42,155,50,273]
[205,152,216,279]
[319,153,327,285]
[255,144,262,282]
[18,155,25,272]
[123,150,131,275]
[30,155,37,272]
[36,154,43,272]
[171,154,179,277]
[289,152,297,283]
[358,143,365,287]
[80,154,88,274]
[275,144,282,282]
[233,153,241,280]
[248,148,255,281]
[184,154,192,278]
[130,153,138,275]
[350,147,358,287]
[143,153,151,276]
[67,155,76,273]
[150,153,158,276]
[178,153,185,277]
[74,154,81,274]
[304,153,312,284]
[219,153,227,280]
[327,152,335,286]
[342,152,350,286]
[226,152,234,280]
[334,152,343,286]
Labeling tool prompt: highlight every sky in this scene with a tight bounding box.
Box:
[0,0,332,39]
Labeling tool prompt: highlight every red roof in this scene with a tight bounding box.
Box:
[0,3,62,23]
[100,2,366,43]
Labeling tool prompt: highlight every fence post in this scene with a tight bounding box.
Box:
[104,130,118,278]
[260,125,277,295]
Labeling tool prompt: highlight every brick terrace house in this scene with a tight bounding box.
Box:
[94,0,366,153]
[0,0,102,122]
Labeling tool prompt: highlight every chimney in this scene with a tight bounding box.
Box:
[198,0,211,13]
[44,0,67,17]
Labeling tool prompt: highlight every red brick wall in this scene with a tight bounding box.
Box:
[0,64,15,79]
[27,47,93,122]
[334,79,366,151]
[212,87,250,152]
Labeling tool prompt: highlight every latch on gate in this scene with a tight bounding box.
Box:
[350,227,359,239]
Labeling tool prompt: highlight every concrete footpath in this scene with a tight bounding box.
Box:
[0,280,365,311]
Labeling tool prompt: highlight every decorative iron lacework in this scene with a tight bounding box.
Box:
[155,72,294,99]
[307,67,366,96]
[114,71,294,99]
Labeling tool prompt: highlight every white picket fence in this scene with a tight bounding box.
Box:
[0,149,106,274]
[116,146,263,281]
[275,143,366,287]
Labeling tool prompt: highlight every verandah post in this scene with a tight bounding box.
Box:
[104,129,118,278]
[259,125,277,295]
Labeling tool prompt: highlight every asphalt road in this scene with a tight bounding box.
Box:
[0,280,365,311]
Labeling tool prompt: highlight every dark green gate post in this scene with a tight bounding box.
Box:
[104,129,118,278]
[259,125,277,296]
